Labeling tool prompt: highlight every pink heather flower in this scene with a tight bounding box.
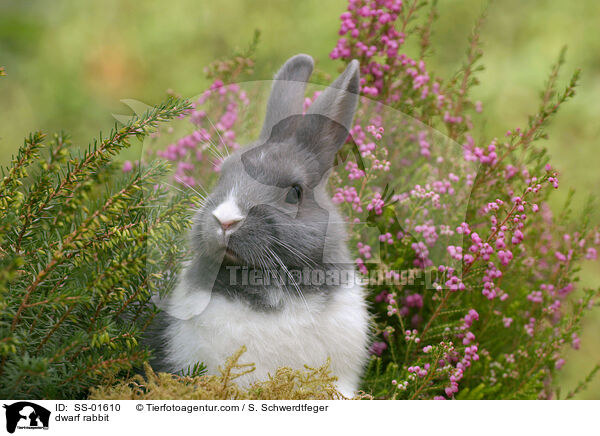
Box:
[485,201,500,213]
[554,251,567,262]
[571,333,581,350]
[502,317,513,328]
[462,309,479,329]
[497,249,513,266]
[555,358,566,370]
[332,186,363,212]
[525,317,536,337]
[465,345,479,359]
[418,131,431,157]
[445,382,459,397]
[367,192,385,215]
[361,86,379,96]
[456,222,471,235]
[527,291,543,304]
[408,365,428,378]
[379,232,394,244]
[558,283,574,298]
[512,229,524,245]
[409,184,441,208]
[415,222,438,245]
[190,110,206,124]
[463,254,475,264]
[386,270,401,282]
[369,341,387,356]
[122,160,133,172]
[411,242,431,268]
[439,225,454,236]
[462,331,476,345]
[356,258,368,275]
[346,161,366,179]
[371,158,391,171]
[357,242,372,259]
[177,161,194,172]
[366,123,384,139]
[447,245,463,260]
[468,140,498,165]
[405,293,424,308]
[540,283,555,297]
[177,175,195,187]
[585,247,597,260]
[482,262,502,300]
[445,274,465,292]
[544,299,561,315]
[422,345,433,353]
[504,165,518,179]
[375,290,389,303]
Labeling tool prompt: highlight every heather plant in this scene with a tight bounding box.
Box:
[144,0,600,399]
[0,89,195,398]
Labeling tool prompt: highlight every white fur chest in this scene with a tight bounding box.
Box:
[163,283,370,397]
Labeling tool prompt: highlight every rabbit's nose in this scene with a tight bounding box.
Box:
[218,218,242,231]
[212,197,244,233]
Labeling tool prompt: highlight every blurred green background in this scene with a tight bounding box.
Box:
[0,0,598,398]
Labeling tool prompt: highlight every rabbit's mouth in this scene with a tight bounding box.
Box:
[224,246,242,264]
[222,245,262,269]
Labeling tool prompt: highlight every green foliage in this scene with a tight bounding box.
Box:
[0,98,196,398]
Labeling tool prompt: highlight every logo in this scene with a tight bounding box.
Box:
[2,402,50,434]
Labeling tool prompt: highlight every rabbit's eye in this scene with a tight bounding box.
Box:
[285,185,302,204]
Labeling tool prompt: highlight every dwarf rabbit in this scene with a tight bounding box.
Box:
[155,54,370,397]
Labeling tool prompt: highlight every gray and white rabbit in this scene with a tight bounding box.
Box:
[155,54,370,397]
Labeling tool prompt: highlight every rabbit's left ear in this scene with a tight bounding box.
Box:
[260,54,314,142]
[296,60,360,171]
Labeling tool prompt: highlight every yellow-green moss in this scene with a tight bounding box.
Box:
[89,347,370,400]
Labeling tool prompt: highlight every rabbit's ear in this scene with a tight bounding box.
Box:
[297,60,359,173]
[306,60,359,134]
[259,54,314,141]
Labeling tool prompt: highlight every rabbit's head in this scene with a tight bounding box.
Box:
[188,54,360,306]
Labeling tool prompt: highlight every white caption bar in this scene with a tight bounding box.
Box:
[0,400,597,435]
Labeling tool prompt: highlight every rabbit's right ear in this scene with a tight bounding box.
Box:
[259,54,314,141]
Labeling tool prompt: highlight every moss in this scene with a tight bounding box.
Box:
[89,347,370,400]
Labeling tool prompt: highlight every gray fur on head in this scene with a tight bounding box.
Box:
[187,55,360,310]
